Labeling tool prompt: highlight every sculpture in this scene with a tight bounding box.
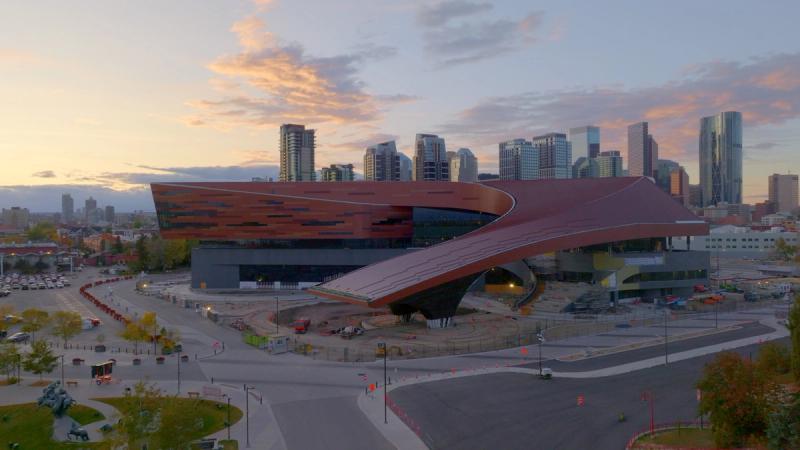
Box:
[36,381,76,417]
[67,422,89,441]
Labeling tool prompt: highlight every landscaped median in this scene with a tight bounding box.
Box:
[627,423,760,450]
[0,402,106,449]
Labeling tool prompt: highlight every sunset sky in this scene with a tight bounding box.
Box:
[1,0,799,211]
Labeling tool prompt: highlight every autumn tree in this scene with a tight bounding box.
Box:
[21,308,50,343]
[756,342,792,379]
[119,322,147,354]
[697,352,779,447]
[789,294,800,382]
[23,340,58,380]
[140,312,158,353]
[51,311,83,347]
[151,396,204,449]
[0,343,20,383]
[109,381,162,449]
[0,305,14,335]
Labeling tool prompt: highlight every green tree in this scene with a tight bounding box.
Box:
[21,308,50,343]
[13,259,32,274]
[22,340,58,380]
[0,305,14,335]
[697,352,779,447]
[109,381,161,449]
[146,236,165,271]
[26,222,58,242]
[113,236,124,254]
[119,322,147,354]
[163,239,187,270]
[33,257,49,273]
[788,294,800,382]
[774,238,797,260]
[133,236,149,272]
[0,343,21,382]
[152,396,204,449]
[51,311,83,347]
[756,342,792,379]
[767,392,800,450]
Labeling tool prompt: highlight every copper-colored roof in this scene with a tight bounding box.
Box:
[308,177,707,306]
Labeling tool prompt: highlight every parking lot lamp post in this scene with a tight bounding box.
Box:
[537,332,545,377]
[714,301,718,329]
[0,253,4,277]
[177,349,181,394]
[664,310,668,366]
[275,296,279,335]
[378,342,387,424]
[227,397,231,441]
[244,385,253,448]
[642,391,655,434]
[16,354,21,383]
[58,355,65,386]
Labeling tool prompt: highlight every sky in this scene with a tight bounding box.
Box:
[1,0,799,212]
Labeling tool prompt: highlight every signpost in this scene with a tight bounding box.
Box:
[577,395,584,406]
[537,332,545,377]
[378,342,387,424]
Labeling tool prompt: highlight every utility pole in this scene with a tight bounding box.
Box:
[244,385,252,447]
[664,310,668,366]
[275,296,279,335]
[378,342,387,424]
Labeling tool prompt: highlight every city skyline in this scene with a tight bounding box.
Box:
[2,0,800,210]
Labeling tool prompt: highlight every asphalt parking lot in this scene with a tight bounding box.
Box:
[391,338,788,450]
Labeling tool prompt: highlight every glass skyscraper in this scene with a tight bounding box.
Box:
[699,111,742,206]
[568,126,600,160]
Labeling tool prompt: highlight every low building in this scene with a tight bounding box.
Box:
[672,224,798,258]
[320,164,355,182]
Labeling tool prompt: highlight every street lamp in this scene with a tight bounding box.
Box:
[177,349,182,395]
[663,310,669,366]
[537,331,545,377]
[641,390,655,434]
[226,397,231,441]
[378,342,387,424]
[244,385,253,448]
[275,296,279,335]
[58,355,65,387]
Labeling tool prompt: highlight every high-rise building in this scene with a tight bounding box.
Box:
[699,111,742,206]
[85,197,97,223]
[655,159,680,192]
[568,126,600,160]
[105,205,116,223]
[572,157,598,178]
[596,151,623,178]
[499,139,538,180]
[449,148,478,182]
[364,141,400,181]
[752,200,777,223]
[768,173,799,213]
[689,184,703,208]
[61,193,74,224]
[398,153,413,181]
[627,122,659,178]
[532,132,572,179]
[320,164,355,182]
[1,207,30,229]
[279,124,316,181]
[669,166,690,207]
[413,134,448,181]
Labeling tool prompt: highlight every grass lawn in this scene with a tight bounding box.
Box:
[95,397,243,444]
[68,404,106,425]
[636,428,716,448]
[0,403,106,449]
[218,439,239,449]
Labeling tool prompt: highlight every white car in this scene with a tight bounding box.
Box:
[56,282,64,288]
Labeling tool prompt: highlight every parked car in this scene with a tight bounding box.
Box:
[6,332,30,343]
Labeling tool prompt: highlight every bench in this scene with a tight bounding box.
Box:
[66,380,79,388]
[196,438,216,449]
[187,391,200,399]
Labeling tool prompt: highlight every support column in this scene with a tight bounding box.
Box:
[388,273,483,328]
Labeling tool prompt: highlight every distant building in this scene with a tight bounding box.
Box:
[61,194,74,224]
[398,153,413,181]
[672,224,798,257]
[689,184,703,208]
[669,167,690,207]
[532,132,571,179]
[499,139,538,180]
[572,157,598,178]
[413,134,448,181]
[761,213,791,227]
[768,173,799,213]
[105,205,116,223]
[85,197,97,224]
[449,148,478,182]
[699,111,742,206]
[568,126,600,160]
[752,200,777,224]
[656,159,680,192]
[364,141,400,181]
[280,124,316,181]
[320,164,355,182]
[596,151,623,177]
[1,207,30,229]
[627,122,657,177]
[477,173,500,181]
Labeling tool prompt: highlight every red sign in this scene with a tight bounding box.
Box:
[520,348,529,356]
[577,395,585,406]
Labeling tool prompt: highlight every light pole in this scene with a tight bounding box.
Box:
[642,390,655,434]
[714,301,718,329]
[177,349,182,394]
[16,354,21,384]
[275,296,279,335]
[58,355,65,387]
[378,342,387,424]
[226,397,231,441]
[537,331,545,377]
[663,310,668,366]
[244,385,253,448]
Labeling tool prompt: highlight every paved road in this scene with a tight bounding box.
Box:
[391,338,789,450]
